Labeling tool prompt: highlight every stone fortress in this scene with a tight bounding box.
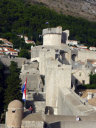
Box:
[2,26,96,128]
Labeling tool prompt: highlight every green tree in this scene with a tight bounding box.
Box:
[0,41,3,44]
[0,62,5,122]
[83,73,96,89]
[0,0,96,48]
[90,73,96,85]
[19,49,31,59]
[4,61,22,109]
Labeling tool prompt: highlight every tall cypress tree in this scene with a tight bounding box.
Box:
[0,62,5,118]
[4,61,22,109]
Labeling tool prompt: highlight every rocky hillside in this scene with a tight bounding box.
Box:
[27,0,96,21]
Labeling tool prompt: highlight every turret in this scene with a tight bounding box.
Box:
[6,100,23,128]
[42,26,62,46]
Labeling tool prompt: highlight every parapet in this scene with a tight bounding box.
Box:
[42,26,62,36]
[8,100,23,109]
[6,100,23,128]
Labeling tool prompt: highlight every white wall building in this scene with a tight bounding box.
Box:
[89,47,96,51]
[67,40,78,46]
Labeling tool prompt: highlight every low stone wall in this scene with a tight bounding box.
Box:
[0,124,5,128]
[50,121,96,128]
[0,57,28,67]
[25,100,45,114]
[34,101,46,114]
[21,121,44,128]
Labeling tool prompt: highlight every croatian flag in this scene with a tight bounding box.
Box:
[22,78,27,101]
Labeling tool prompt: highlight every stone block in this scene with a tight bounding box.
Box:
[21,121,44,128]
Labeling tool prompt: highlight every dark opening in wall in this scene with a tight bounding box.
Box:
[82,80,85,85]
[12,110,16,113]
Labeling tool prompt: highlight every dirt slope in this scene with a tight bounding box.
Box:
[27,0,96,21]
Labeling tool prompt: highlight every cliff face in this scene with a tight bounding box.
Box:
[27,0,96,21]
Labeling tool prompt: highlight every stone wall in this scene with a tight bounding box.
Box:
[20,74,43,91]
[57,88,95,116]
[26,92,46,101]
[21,62,39,71]
[31,46,42,61]
[45,59,71,111]
[34,101,45,114]
[77,50,96,62]
[20,61,44,92]
[43,34,61,46]
[57,88,73,115]
[49,121,96,128]
[39,48,55,75]
[42,27,62,36]
[21,121,44,128]
[72,68,90,86]
[0,57,27,67]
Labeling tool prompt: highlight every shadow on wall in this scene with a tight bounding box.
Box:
[71,54,77,61]
[41,75,45,86]
[26,101,35,112]
[23,100,36,118]
[33,93,45,101]
[71,75,84,91]
[57,50,70,65]
[45,106,54,115]
[45,122,61,128]
[62,32,67,43]
[23,93,45,117]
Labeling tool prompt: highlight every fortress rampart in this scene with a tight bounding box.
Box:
[0,57,27,67]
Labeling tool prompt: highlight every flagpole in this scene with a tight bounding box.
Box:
[24,77,27,109]
[45,21,50,28]
[24,100,26,109]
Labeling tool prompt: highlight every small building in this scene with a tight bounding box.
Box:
[25,40,35,44]
[0,38,13,48]
[89,47,96,51]
[67,40,78,46]
[18,35,35,44]
[72,61,90,88]
[78,45,88,49]
[3,47,18,56]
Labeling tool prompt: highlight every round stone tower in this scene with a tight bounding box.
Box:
[42,26,62,46]
[6,100,23,128]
